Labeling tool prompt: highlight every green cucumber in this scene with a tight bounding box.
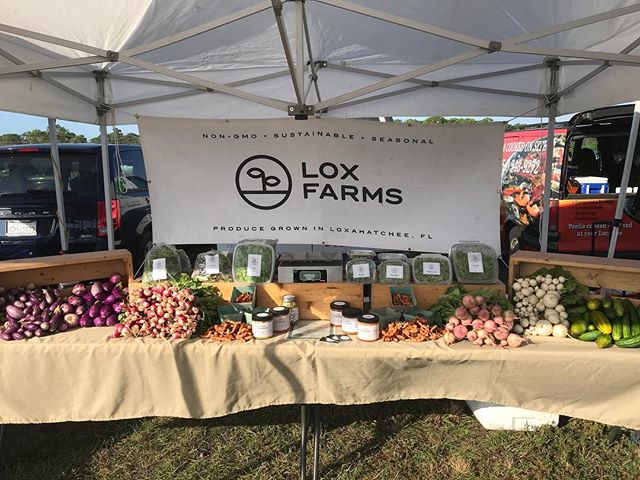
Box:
[578,330,601,342]
[613,298,626,318]
[612,318,623,341]
[596,333,613,349]
[615,332,640,348]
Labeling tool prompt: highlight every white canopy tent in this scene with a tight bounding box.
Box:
[1,0,640,255]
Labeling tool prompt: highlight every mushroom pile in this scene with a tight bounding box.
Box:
[511,274,570,337]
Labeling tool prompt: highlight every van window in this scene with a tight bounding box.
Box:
[0,152,97,198]
[114,149,148,192]
[565,135,639,196]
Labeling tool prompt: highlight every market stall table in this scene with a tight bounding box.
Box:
[0,327,638,429]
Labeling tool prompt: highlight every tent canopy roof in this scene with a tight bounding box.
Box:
[2,0,640,124]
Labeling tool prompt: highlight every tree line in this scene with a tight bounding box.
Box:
[397,116,529,131]
[0,124,140,145]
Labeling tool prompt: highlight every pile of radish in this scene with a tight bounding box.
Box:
[0,274,126,341]
[511,274,570,338]
[443,294,527,348]
[113,282,201,340]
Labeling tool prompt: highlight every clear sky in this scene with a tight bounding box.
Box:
[0,110,576,138]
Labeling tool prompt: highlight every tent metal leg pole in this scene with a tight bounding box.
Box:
[312,405,322,480]
[98,115,115,250]
[607,101,640,258]
[47,118,68,253]
[539,58,560,253]
[300,405,309,480]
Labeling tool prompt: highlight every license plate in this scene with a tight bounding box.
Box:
[5,220,38,237]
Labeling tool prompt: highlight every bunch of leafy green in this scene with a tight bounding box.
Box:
[176,249,191,273]
[377,260,411,284]
[232,242,276,284]
[142,243,183,282]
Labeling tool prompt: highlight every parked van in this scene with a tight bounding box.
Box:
[0,144,152,264]
[501,104,640,258]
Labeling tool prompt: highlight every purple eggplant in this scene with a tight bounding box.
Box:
[63,313,79,328]
[34,328,44,337]
[24,314,35,323]
[99,304,112,319]
[40,321,50,331]
[67,295,82,307]
[18,294,27,303]
[112,302,123,314]
[39,300,47,311]
[88,303,102,318]
[32,303,42,315]
[5,304,24,320]
[1,333,12,341]
[12,332,24,341]
[3,324,18,336]
[110,274,122,285]
[60,303,73,315]
[103,295,116,305]
[43,289,55,305]
[12,300,25,309]
[48,299,62,312]
[58,322,69,332]
[94,292,107,301]
[7,317,19,327]
[75,305,86,315]
[90,282,103,297]
[71,283,86,296]
[101,281,113,293]
[24,323,39,332]
[82,292,94,305]
[79,313,93,328]
[93,317,106,327]
[49,314,61,332]
[23,330,34,339]
[105,314,118,327]
[53,288,60,298]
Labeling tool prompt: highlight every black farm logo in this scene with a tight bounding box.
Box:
[236,155,292,210]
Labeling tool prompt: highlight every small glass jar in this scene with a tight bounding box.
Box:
[329,300,350,327]
[357,313,380,342]
[282,294,299,324]
[271,306,291,332]
[252,311,274,339]
[341,307,362,334]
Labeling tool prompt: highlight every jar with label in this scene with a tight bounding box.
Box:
[357,313,380,342]
[282,294,299,324]
[270,306,291,332]
[329,300,350,327]
[252,311,274,339]
[341,307,362,334]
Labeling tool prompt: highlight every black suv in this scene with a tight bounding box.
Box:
[0,143,152,265]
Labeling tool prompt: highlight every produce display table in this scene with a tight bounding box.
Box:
[0,326,638,430]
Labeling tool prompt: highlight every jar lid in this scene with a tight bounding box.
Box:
[342,307,362,319]
[270,306,290,316]
[254,312,273,321]
[282,294,296,302]
[330,300,350,310]
[358,313,379,324]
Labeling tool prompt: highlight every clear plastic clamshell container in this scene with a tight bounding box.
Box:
[449,242,499,284]
[412,254,452,284]
[347,249,376,260]
[232,239,278,284]
[192,250,233,282]
[345,259,377,284]
[377,258,411,284]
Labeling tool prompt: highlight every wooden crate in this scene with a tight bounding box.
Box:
[128,281,363,320]
[508,251,640,298]
[0,250,134,289]
[371,282,506,309]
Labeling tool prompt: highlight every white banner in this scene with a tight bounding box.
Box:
[138,117,503,253]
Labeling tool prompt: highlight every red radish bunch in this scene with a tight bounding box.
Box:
[113,282,200,340]
[443,294,527,348]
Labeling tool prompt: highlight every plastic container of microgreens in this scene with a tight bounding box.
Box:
[232,239,278,284]
[345,249,377,284]
[377,253,411,284]
[412,254,452,285]
[449,242,499,284]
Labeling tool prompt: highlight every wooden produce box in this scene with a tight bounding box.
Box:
[508,251,640,299]
[128,281,363,320]
[371,282,506,309]
[0,250,133,289]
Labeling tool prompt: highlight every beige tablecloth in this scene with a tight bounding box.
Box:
[0,327,638,429]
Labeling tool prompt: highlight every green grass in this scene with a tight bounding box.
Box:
[1,400,638,480]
